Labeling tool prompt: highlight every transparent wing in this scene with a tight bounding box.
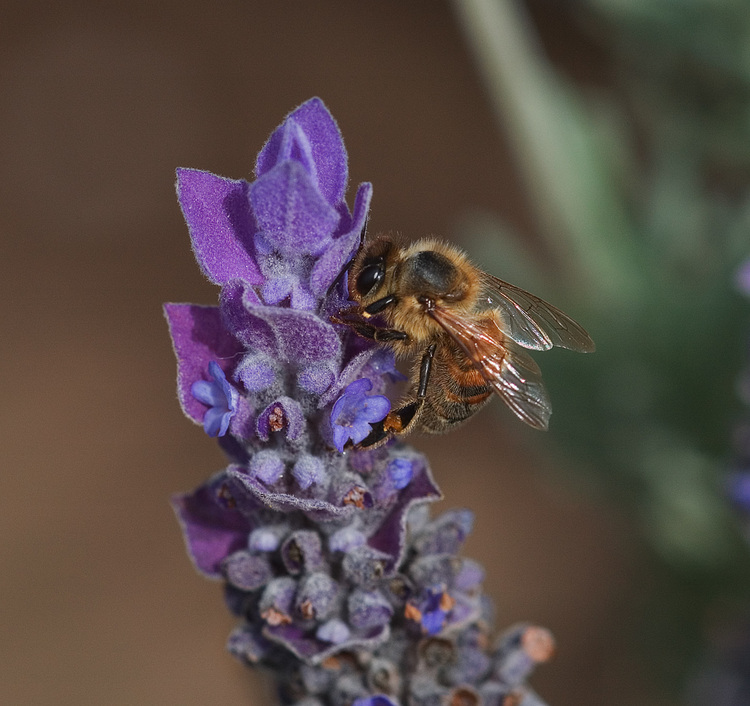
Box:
[478,272,595,353]
[429,305,551,430]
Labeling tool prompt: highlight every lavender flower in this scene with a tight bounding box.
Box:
[166,97,552,706]
[191,360,239,437]
[330,379,390,452]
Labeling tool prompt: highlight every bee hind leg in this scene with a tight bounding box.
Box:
[330,313,409,342]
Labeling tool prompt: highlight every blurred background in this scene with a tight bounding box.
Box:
[2,1,750,704]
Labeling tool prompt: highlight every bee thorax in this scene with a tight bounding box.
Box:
[402,250,460,297]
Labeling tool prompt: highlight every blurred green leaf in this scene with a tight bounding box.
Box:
[453,0,750,695]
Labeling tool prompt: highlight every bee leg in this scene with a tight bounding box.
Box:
[356,344,436,449]
[416,343,437,399]
[363,294,398,316]
[330,314,408,342]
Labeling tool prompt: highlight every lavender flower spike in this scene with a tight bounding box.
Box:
[166,98,552,706]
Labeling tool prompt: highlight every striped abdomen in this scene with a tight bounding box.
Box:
[416,339,493,434]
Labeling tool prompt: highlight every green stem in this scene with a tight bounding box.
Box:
[452,0,643,305]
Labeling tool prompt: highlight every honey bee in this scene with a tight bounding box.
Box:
[332,234,595,449]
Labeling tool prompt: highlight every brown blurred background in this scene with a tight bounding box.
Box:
[0,2,668,705]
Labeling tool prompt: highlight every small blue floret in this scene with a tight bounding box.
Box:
[330,378,390,452]
[191,361,238,437]
[352,695,399,706]
[419,587,452,636]
[387,458,414,489]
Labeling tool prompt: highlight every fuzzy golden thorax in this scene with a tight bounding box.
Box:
[377,239,481,345]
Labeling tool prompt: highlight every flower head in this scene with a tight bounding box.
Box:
[166,98,552,706]
[176,97,371,310]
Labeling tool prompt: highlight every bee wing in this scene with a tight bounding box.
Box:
[429,305,552,430]
[479,272,595,353]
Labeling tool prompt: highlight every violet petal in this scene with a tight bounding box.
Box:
[309,181,373,295]
[250,160,339,256]
[367,461,443,572]
[219,280,277,353]
[319,348,385,408]
[263,622,390,666]
[191,360,238,437]
[171,471,255,579]
[330,378,391,452]
[255,97,348,207]
[176,168,262,285]
[163,303,244,426]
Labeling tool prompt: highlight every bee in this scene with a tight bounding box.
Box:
[332,234,595,448]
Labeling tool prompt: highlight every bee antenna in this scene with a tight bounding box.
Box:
[326,268,345,299]
[325,208,373,300]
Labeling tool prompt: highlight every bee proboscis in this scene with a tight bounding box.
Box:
[332,235,595,449]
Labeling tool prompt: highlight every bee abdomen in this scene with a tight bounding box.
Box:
[418,355,492,434]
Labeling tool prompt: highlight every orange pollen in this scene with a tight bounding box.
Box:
[383,412,404,433]
[501,693,523,706]
[298,599,315,620]
[261,607,292,627]
[439,592,456,613]
[449,687,479,706]
[404,602,423,623]
[343,486,368,509]
[268,406,285,432]
[521,626,556,662]
[321,655,341,670]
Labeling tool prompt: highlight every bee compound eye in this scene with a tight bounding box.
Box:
[356,261,385,296]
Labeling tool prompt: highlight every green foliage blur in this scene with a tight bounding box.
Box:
[453,0,750,694]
